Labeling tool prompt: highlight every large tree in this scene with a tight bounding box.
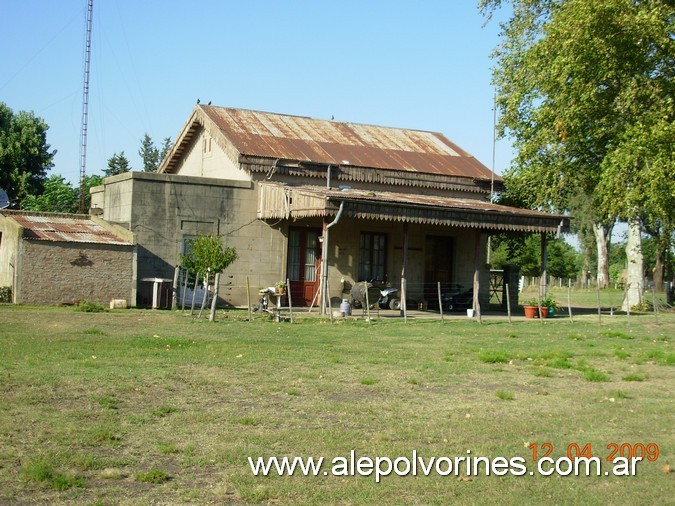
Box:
[139,134,172,173]
[23,174,102,213]
[104,151,131,177]
[0,103,55,204]
[481,0,674,307]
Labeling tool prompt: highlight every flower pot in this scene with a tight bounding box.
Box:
[523,305,538,318]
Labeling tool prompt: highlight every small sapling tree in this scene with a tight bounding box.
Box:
[179,234,238,320]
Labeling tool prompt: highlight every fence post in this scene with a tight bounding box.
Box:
[172,266,179,310]
[209,273,220,322]
[505,282,512,324]
[568,278,573,322]
[437,282,443,322]
[246,276,252,322]
[287,278,293,323]
[596,284,602,323]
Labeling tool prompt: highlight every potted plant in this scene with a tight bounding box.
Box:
[523,297,550,319]
[540,295,557,318]
[523,298,539,319]
[275,281,287,295]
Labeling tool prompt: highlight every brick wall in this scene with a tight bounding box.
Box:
[18,241,134,305]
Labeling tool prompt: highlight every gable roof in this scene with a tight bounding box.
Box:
[159,105,499,182]
[1,211,132,245]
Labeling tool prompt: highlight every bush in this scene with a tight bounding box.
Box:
[75,301,105,313]
[0,286,11,303]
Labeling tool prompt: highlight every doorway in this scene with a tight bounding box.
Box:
[287,227,322,306]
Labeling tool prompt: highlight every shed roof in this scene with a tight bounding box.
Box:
[160,105,499,182]
[257,183,570,234]
[2,211,132,245]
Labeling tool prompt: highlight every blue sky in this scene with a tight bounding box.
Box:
[1,1,512,185]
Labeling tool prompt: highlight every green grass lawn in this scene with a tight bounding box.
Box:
[0,305,673,505]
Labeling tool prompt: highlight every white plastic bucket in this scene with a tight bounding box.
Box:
[467,309,475,318]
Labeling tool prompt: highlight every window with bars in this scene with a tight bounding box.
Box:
[358,232,387,282]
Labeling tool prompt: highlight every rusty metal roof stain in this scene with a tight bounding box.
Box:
[280,184,565,218]
[200,106,498,180]
[10,214,130,245]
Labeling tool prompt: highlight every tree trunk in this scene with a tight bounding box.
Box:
[593,222,612,289]
[622,217,644,311]
[581,252,590,289]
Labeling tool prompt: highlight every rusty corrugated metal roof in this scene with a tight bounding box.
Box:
[257,183,570,233]
[197,106,498,180]
[5,212,131,245]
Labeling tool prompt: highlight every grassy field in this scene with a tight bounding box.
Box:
[0,305,673,505]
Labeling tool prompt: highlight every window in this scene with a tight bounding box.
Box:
[358,232,387,282]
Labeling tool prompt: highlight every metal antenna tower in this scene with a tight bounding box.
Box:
[78,0,94,214]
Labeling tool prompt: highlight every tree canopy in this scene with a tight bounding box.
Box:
[180,233,238,280]
[139,134,172,173]
[0,102,55,204]
[482,0,673,225]
[22,174,102,213]
[104,151,131,177]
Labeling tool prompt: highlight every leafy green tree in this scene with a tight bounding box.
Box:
[180,233,238,282]
[22,174,103,213]
[104,151,131,177]
[159,137,172,164]
[481,0,673,307]
[139,133,159,172]
[491,234,580,279]
[0,102,56,203]
[139,134,172,173]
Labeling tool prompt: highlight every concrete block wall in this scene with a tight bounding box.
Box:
[17,241,134,305]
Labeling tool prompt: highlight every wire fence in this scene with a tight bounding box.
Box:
[169,267,672,323]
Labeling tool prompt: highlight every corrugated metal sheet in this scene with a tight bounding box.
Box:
[257,183,570,234]
[8,213,131,245]
[200,106,498,180]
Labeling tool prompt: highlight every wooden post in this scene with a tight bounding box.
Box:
[437,281,444,322]
[181,269,188,311]
[401,222,409,320]
[596,284,602,323]
[568,278,574,322]
[540,233,548,298]
[246,275,252,322]
[198,272,209,318]
[505,282,512,324]
[328,278,333,323]
[365,283,371,324]
[473,230,482,323]
[536,291,543,322]
[171,266,180,310]
[652,286,658,323]
[190,273,199,316]
[287,278,293,323]
[209,273,220,321]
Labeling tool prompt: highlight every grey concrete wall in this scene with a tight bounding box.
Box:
[99,172,286,307]
[17,241,134,305]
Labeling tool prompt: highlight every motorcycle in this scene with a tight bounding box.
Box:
[350,282,401,310]
[441,286,473,311]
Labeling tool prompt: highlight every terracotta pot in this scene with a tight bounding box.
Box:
[523,305,538,318]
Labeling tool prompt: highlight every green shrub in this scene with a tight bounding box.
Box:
[0,286,11,303]
[75,301,105,313]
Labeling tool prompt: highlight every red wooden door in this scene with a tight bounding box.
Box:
[287,228,322,306]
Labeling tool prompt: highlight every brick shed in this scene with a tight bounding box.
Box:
[0,210,135,306]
